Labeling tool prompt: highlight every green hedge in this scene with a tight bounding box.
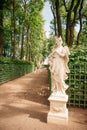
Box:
[0,57,34,84]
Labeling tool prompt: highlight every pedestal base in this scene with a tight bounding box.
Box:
[47,93,68,125]
[47,109,68,125]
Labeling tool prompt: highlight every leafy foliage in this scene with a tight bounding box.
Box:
[0,56,33,65]
[1,0,46,66]
[69,45,87,65]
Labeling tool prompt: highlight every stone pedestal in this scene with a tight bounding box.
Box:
[47,92,68,125]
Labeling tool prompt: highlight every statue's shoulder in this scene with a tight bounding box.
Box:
[64,46,70,55]
[56,46,64,52]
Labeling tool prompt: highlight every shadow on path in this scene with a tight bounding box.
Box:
[0,68,50,122]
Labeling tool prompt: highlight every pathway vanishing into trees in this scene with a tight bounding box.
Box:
[0,68,87,130]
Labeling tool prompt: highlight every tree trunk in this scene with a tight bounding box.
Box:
[66,12,71,46]
[66,21,75,47]
[28,37,31,62]
[26,26,29,60]
[69,25,74,46]
[51,5,57,36]
[20,25,24,59]
[10,12,13,56]
[64,0,74,46]
[18,18,21,47]
[77,17,82,45]
[55,0,62,37]
[77,0,84,45]
[20,1,26,60]
[64,0,82,46]
[0,0,4,55]
[13,0,16,59]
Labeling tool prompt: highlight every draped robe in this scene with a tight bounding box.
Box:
[48,45,70,95]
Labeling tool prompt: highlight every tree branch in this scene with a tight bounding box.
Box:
[77,0,84,45]
[63,0,75,12]
[62,0,68,11]
[50,5,57,36]
[73,0,81,24]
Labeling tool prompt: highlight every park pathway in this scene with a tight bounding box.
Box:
[0,68,87,130]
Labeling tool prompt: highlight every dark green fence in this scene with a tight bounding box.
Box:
[66,63,87,108]
[0,63,34,84]
[47,63,87,108]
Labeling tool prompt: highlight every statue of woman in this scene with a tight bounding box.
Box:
[48,36,70,95]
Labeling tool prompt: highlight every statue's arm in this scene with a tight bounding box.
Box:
[56,49,66,57]
[48,49,57,58]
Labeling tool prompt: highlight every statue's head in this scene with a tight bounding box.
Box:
[55,36,63,47]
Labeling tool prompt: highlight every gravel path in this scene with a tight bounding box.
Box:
[0,68,87,130]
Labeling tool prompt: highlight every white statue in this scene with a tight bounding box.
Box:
[48,36,70,95]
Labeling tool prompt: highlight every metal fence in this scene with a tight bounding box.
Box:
[66,63,87,108]
[47,62,87,108]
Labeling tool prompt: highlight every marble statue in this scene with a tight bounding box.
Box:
[48,36,70,95]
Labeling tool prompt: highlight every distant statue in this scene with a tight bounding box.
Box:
[48,36,70,95]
